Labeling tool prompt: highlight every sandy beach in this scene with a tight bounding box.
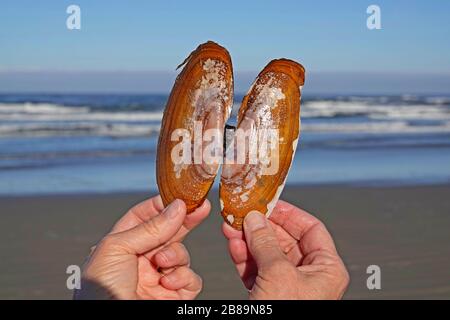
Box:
[0,184,449,299]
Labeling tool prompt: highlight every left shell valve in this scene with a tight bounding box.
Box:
[156,41,234,213]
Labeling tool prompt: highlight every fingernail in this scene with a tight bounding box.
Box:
[244,211,266,232]
[163,199,183,218]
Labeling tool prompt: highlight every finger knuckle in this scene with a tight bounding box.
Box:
[195,273,203,288]
[339,265,350,289]
[170,242,189,257]
[184,252,191,266]
[251,231,277,251]
[142,219,163,243]
[157,250,171,265]
[175,242,187,254]
[187,270,202,292]
[326,261,350,296]
[174,243,190,265]
[99,234,118,248]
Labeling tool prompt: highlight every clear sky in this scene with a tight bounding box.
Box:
[1,0,450,93]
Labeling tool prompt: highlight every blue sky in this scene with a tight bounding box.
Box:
[1,0,449,93]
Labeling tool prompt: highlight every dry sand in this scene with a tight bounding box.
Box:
[0,185,449,299]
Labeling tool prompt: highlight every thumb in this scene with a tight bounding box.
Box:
[243,211,285,269]
[112,199,186,254]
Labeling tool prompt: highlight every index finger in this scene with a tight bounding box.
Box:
[110,195,165,234]
[110,195,211,242]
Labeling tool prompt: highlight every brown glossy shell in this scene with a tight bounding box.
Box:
[220,59,305,229]
[157,41,234,213]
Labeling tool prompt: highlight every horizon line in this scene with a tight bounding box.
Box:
[2,71,450,95]
[2,69,450,76]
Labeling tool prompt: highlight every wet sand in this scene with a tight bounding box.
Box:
[0,185,449,299]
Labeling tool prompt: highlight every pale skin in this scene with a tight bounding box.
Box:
[75,196,349,300]
[75,196,210,300]
[222,200,350,299]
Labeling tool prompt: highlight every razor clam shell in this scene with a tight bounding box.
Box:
[219,59,305,229]
[157,41,234,213]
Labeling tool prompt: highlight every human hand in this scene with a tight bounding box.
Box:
[222,200,349,300]
[75,195,210,300]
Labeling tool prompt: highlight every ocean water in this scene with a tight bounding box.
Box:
[1,93,450,195]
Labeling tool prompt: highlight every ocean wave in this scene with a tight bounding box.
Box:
[0,103,164,122]
[424,96,450,105]
[0,122,161,138]
[2,120,450,138]
[0,102,90,114]
[1,100,450,138]
[302,101,450,120]
[302,121,450,133]
[0,149,153,162]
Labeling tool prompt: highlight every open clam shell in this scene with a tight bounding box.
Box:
[157,41,234,213]
[220,59,305,229]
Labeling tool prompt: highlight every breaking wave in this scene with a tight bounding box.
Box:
[1,94,450,138]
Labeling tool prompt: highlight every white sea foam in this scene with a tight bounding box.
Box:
[0,103,90,114]
[425,96,450,105]
[0,103,164,122]
[1,101,450,138]
[302,101,450,120]
[0,103,163,137]
[302,121,450,134]
[0,122,161,138]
